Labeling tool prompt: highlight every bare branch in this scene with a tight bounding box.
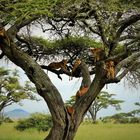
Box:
[81,20,100,35]
[117,61,138,81]
[7,16,39,39]
[116,52,140,74]
[41,65,72,80]
[116,14,140,40]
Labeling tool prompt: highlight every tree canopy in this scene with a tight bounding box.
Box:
[0,0,140,140]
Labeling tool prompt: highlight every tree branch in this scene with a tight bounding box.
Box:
[116,61,138,81]
[74,62,105,122]
[7,15,39,39]
[81,20,100,36]
[109,14,140,54]
[116,14,140,40]
[116,52,140,74]
[41,65,72,80]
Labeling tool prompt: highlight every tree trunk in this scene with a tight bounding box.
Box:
[0,101,7,112]
[89,107,97,123]
[2,31,105,140]
[44,119,81,140]
[0,105,4,113]
[92,113,97,123]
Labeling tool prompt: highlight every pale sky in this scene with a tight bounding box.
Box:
[0,59,140,118]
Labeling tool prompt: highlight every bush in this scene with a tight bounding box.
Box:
[114,117,129,124]
[101,117,114,123]
[4,117,13,123]
[15,113,52,131]
[130,117,140,123]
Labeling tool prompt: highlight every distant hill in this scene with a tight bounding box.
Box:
[5,109,30,119]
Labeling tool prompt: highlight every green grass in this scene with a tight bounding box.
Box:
[75,123,140,140]
[0,123,140,140]
[0,123,47,140]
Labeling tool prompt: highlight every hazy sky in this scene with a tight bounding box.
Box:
[0,59,140,118]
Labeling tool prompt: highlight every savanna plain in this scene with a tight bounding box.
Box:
[0,123,140,140]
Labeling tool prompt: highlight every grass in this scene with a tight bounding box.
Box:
[0,123,47,140]
[75,123,140,140]
[0,123,140,140]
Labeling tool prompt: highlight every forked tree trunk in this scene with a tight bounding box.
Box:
[44,62,105,140]
[2,32,105,140]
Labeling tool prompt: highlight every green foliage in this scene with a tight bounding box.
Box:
[3,117,13,123]
[88,91,124,121]
[55,36,102,49]
[130,117,140,123]
[65,96,76,106]
[0,115,13,125]
[15,113,52,132]
[0,67,38,112]
[119,0,140,8]
[115,117,130,124]
[0,0,63,26]
[30,36,103,61]
[31,36,54,49]
[34,35,103,51]
[102,107,140,124]
[95,91,124,110]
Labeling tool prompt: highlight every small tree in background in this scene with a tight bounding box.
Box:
[88,91,124,122]
[0,67,38,114]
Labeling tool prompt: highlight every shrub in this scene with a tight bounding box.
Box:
[15,113,52,131]
[130,117,140,123]
[4,117,13,123]
[114,117,129,124]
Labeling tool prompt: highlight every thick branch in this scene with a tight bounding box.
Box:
[116,52,140,74]
[106,52,128,62]
[81,20,100,36]
[119,35,137,42]
[117,61,138,81]
[116,14,140,41]
[41,65,72,80]
[80,61,91,87]
[16,16,39,31]
[7,16,39,39]
[74,62,105,123]
[109,14,140,54]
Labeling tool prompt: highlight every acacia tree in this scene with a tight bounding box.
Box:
[0,67,38,113]
[88,91,124,122]
[0,0,140,140]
